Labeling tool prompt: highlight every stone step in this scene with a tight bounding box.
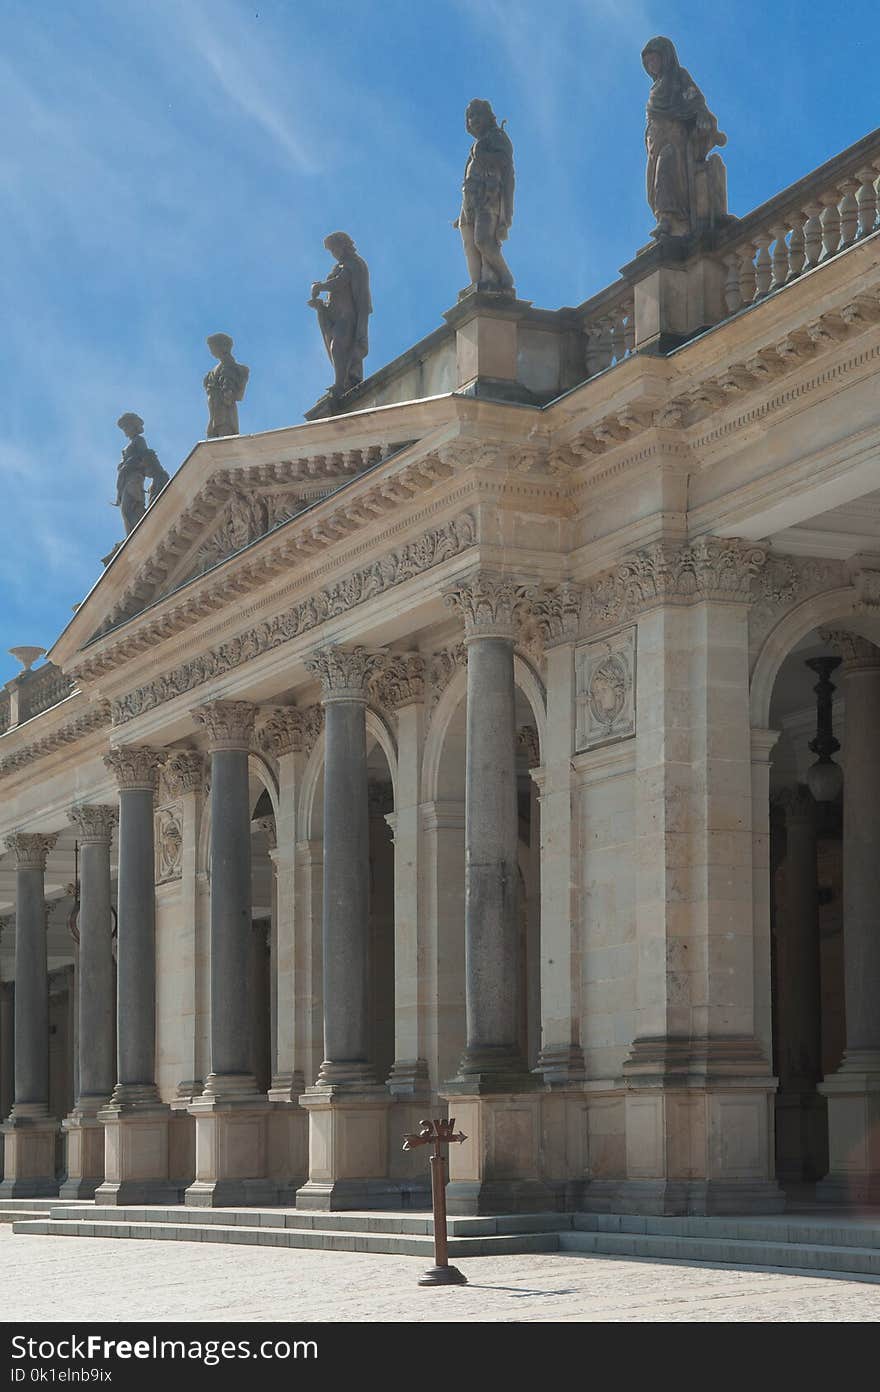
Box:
[0,1199,92,1224]
[560,1229,880,1277]
[12,1218,558,1258]
[44,1205,572,1237]
[574,1213,880,1252]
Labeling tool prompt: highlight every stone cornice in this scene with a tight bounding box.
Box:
[192,700,258,751]
[110,512,476,725]
[306,646,387,703]
[104,745,166,791]
[67,803,118,845]
[4,832,58,869]
[0,701,111,782]
[444,570,533,641]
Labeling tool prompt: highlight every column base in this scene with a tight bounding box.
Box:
[817,1053,880,1204]
[185,1081,275,1206]
[441,1092,556,1215]
[775,1089,828,1183]
[295,1086,394,1210]
[0,1108,60,1198]
[60,1100,110,1199]
[536,1044,586,1089]
[445,1045,540,1096]
[95,1095,182,1205]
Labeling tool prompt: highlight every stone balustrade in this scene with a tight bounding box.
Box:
[16,665,76,724]
[580,284,636,378]
[718,130,880,316]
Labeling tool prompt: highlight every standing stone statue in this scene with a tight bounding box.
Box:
[308,232,372,398]
[455,99,515,294]
[642,36,728,239]
[204,333,249,438]
[113,413,170,535]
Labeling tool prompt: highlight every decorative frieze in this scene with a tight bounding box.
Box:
[306,645,387,703]
[191,699,257,751]
[103,745,166,791]
[155,806,183,883]
[4,832,58,870]
[444,570,532,641]
[162,749,204,797]
[576,628,636,751]
[258,705,323,757]
[819,628,880,671]
[67,804,117,846]
[583,538,766,634]
[110,513,476,723]
[376,653,425,709]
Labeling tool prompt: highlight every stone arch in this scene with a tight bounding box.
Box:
[196,751,280,876]
[750,587,858,727]
[297,707,398,844]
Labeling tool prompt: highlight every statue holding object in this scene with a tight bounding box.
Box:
[642,36,729,240]
[113,413,169,536]
[308,232,372,398]
[455,98,515,293]
[204,332,249,438]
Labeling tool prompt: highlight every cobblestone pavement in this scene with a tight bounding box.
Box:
[3,1228,880,1322]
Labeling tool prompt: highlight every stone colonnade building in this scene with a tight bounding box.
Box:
[3,128,880,1214]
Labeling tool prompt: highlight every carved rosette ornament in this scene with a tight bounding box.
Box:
[818,628,880,671]
[104,745,166,791]
[444,571,532,642]
[4,831,59,869]
[162,750,204,798]
[191,700,257,751]
[377,653,425,709]
[67,804,118,846]
[306,645,387,704]
[258,705,323,757]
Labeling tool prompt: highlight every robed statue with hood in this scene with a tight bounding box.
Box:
[641,36,729,239]
[308,232,372,398]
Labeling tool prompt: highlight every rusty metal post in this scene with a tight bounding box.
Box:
[403,1118,468,1287]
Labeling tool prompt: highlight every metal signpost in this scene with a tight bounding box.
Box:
[402,1118,468,1286]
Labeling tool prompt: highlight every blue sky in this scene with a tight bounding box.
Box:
[2,0,878,684]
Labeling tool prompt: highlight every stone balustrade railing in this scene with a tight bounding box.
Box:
[716,127,880,316]
[1,663,76,736]
[579,282,636,378]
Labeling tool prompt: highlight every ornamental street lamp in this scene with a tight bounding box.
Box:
[402,1118,468,1287]
[805,655,843,803]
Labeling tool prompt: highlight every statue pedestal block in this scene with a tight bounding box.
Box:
[0,1108,59,1198]
[443,292,539,404]
[295,1088,401,1210]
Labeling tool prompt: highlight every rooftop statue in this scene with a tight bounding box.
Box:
[204,333,249,438]
[113,413,170,536]
[642,36,728,240]
[456,99,515,293]
[308,232,372,398]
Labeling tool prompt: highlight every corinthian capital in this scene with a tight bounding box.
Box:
[191,700,257,751]
[377,653,426,708]
[819,628,880,671]
[530,581,583,644]
[163,750,205,797]
[104,745,166,791]
[444,570,532,641]
[68,804,118,845]
[258,706,325,756]
[4,831,58,869]
[305,646,387,703]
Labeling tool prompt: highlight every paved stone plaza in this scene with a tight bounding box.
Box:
[2,1229,879,1323]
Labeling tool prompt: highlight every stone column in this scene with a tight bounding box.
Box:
[441,573,547,1215]
[0,832,59,1197]
[774,785,827,1183]
[296,645,397,1211]
[0,918,14,1132]
[818,631,880,1202]
[185,700,277,1206]
[97,745,179,1204]
[60,805,118,1198]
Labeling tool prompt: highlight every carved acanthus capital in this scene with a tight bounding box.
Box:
[818,628,880,671]
[259,705,323,756]
[67,804,118,846]
[530,581,583,645]
[191,700,257,751]
[378,653,426,708]
[444,570,532,642]
[162,750,204,797]
[585,537,766,631]
[4,831,58,870]
[104,745,166,791]
[306,645,387,704]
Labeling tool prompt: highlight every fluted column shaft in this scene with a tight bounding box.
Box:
[4,834,57,1114]
[103,748,165,1101]
[68,807,117,1105]
[306,646,385,1088]
[192,701,258,1091]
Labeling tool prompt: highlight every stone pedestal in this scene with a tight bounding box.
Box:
[60,1105,107,1200]
[186,1090,279,1207]
[443,293,538,404]
[295,1089,398,1210]
[0,1108,60,1198]
[97,1090,180,1205]
[817,634,880,1204]
[267,1078,308,1193]
[445,1094,551,1215]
